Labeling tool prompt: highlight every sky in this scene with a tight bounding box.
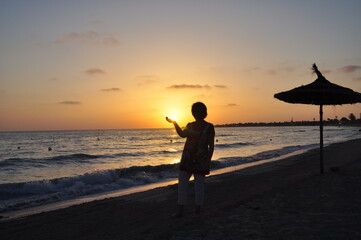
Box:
[1,0,361,131]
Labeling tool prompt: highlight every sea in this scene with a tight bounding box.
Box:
[0,126,360,214]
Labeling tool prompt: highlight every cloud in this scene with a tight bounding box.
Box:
[339,65,361,73]
[167,84,211,89]
[56,31,98,44]
[137,75,159,86]
[353,77,361,82]
[214,85,228,89]
[100,88,122,92]
[266,70,277,75]
[59,101,81,105]
[141,79,158,85]
[85,68,106,76]
[281,66,296,72]
[103,37,120,47]
[227,103,238,107]
[56,31,120,47]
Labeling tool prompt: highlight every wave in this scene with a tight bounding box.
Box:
[0,164,179,213]
[51,153,101,160]
[0,153,101,168]
[215,142,253,148]
[216,134,236,137]
[1,141,269,169]
[0,149,182,168]
[0,143,317,213]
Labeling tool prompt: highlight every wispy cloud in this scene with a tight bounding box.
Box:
[339,65,361,73]
[103,37,120,47]
[281,66,296,72]
[227,103,238,107]
[353,77,361,82]
[57,31,98,44]
[137,75,159,86]
[59,101,81,105]
[85,68,106,76]
[100,88,121,92]
[56,31,120,47]
[214,85,228,89]
[267,70,277,75]
[167,84,211,89]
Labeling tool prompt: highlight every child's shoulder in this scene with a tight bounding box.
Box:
[205,121,214,128]
[188,121,214,132]
[207,122,215,134]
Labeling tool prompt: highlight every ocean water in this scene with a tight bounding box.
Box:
[0,126,360,213]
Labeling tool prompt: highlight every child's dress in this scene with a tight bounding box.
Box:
[179,121,214,175]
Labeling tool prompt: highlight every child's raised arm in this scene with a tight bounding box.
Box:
[166,117,187,138]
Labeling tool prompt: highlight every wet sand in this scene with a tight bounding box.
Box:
[1,138,361,240]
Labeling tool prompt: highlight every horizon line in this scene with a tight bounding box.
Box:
[1,119,360,133]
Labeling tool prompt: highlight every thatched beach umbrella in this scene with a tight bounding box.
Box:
[274,64,361,174]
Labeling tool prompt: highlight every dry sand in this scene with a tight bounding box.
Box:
[1,138,361,240]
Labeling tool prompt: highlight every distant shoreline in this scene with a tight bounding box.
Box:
[1,121,360,133]
[215,121,361,128]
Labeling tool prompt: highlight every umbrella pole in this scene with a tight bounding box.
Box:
[319,104,324,174]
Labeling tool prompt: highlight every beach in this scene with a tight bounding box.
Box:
[1,138,361,240]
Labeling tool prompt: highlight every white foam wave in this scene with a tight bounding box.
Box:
[0,144,317,213]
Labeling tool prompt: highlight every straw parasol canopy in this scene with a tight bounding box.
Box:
[274,63,361,174]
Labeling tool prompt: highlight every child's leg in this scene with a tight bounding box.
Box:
[194,173,205,207]
[177,170,192,205]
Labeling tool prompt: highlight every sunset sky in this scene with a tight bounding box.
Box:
[1,0,361,131]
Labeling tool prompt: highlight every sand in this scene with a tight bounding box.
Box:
[1,138,361,240]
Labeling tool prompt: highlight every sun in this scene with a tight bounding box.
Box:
[166,109,180,122]
[163,105,189,126]
[169,116,177,121]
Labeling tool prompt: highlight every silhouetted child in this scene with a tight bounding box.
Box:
[166,102,215,217]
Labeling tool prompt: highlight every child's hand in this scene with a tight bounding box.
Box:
[166,117,176,123]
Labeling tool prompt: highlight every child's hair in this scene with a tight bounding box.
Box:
[192,102,207,120]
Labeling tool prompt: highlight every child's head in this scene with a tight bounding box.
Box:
[192,102,207,120]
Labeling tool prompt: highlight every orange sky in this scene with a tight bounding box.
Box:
[1,1,361,131]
